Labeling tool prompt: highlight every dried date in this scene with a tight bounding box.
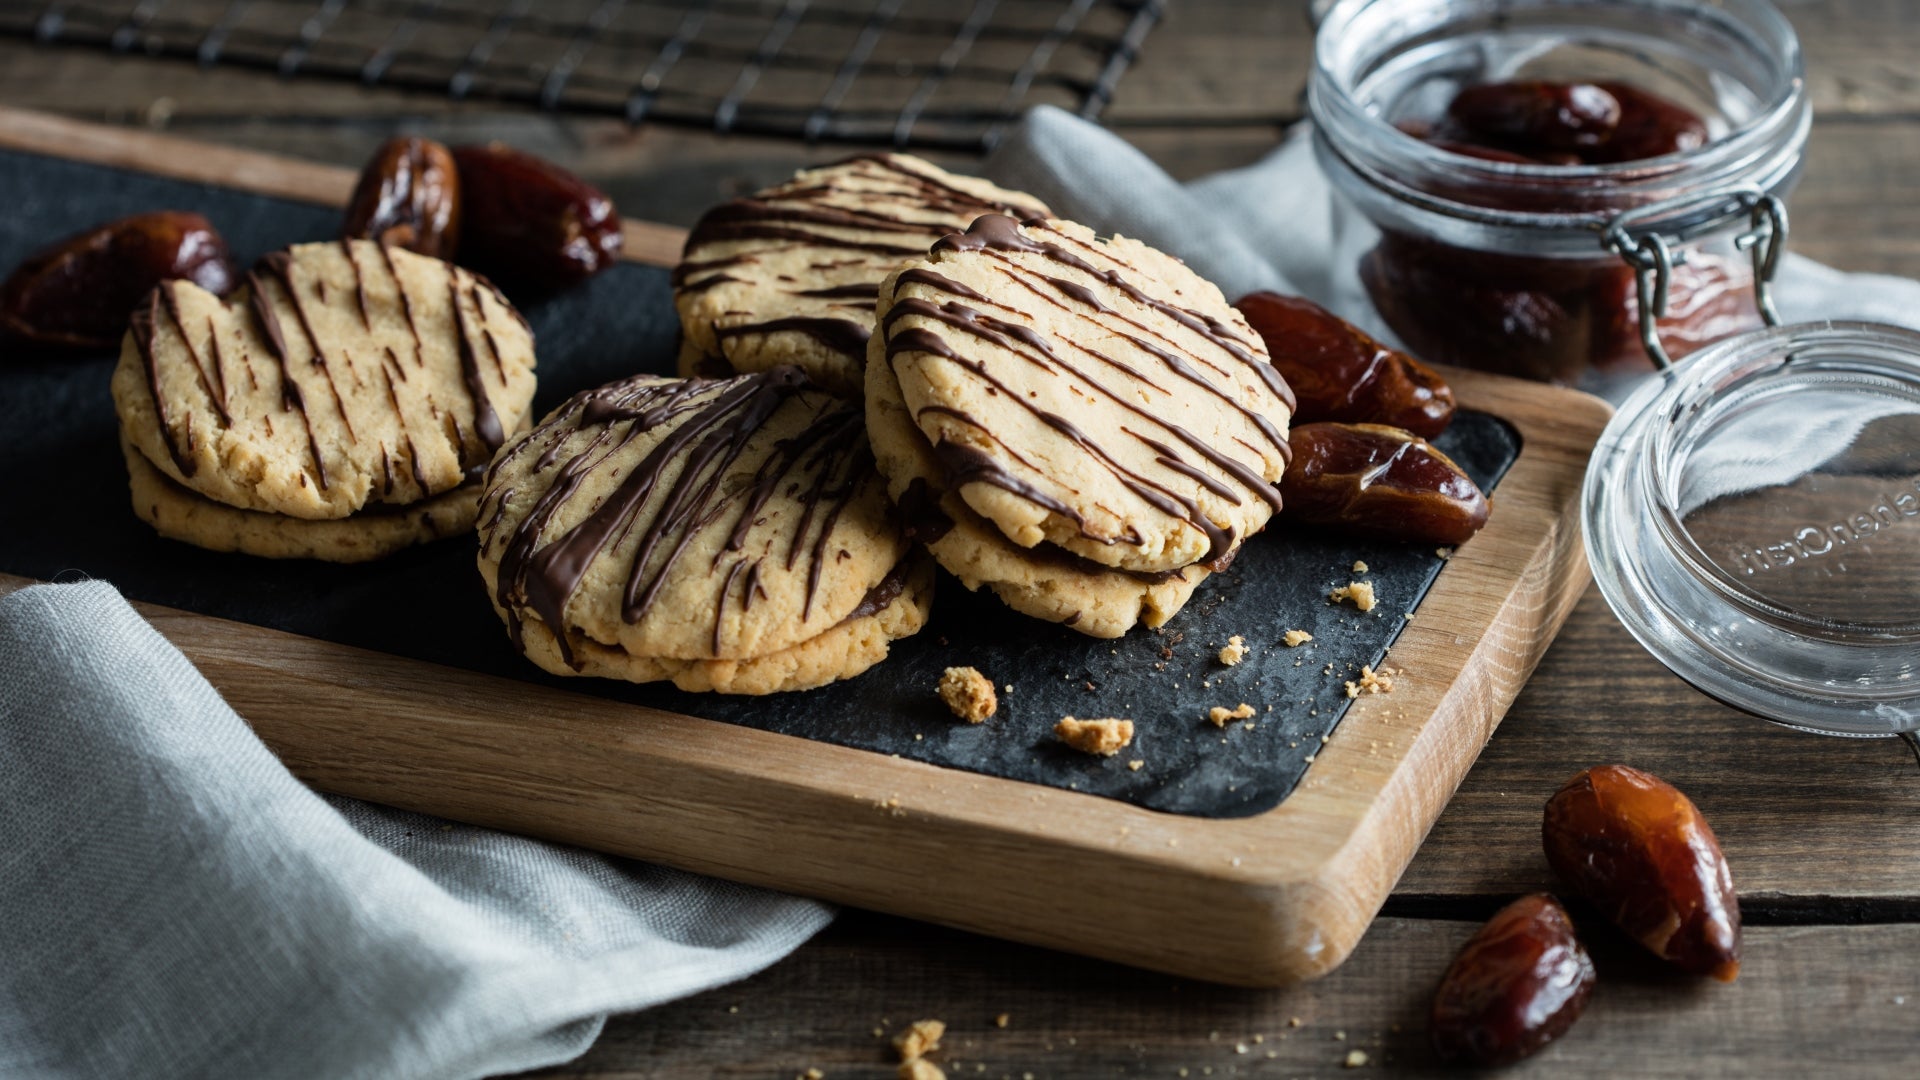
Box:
[1279,422,1489,544]
[342,135,461,259]
[451,143,622,292]
[1587,81,1711,163]
[1430,893,1596,1067]
[1235,291,1455,437]
[0,211,233,350]
[1447,81,1622,152]
[1543,764,1741,981]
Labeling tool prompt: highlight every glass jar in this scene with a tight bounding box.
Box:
[1309,0,1810,392]
[1584,321,1920,740]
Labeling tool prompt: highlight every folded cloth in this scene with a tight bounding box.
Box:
[0,581,832,1080]
[985,106,1920,361]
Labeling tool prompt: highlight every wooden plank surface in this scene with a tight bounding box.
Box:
[545,913,1920,1078]
[4,0,1918,1071]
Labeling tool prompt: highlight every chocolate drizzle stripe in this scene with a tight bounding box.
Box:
[155,284,231,429]
[132,290,195,477]
[790,282,880,300]
[838,556,912,624]
[448,271,506,453]
[205,316,233,423]
[341,239,373,331]
[246,256,329,490]
[375,243,425,365]
[679,274,745,295]
[717,315,871,360]
[470,284,511,384]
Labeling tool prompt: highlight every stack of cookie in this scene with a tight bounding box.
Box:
[113,239,538,561]
[476,370,932,694]
[866,214,1295,637]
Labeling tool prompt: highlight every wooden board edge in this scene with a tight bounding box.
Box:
[0,104,687,266]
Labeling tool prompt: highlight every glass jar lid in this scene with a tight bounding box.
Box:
[1584,320,1920,737]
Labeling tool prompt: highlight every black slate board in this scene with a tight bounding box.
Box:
[0,147,1520,818]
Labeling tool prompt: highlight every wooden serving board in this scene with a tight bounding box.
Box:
[0,106,1610,987]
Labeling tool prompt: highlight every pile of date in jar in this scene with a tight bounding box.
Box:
[1376,79,1764,384]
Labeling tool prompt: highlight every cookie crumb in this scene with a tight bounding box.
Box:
[1055,716,1133,756]
[1330,581,1377,612]
[1217,635,1249,666]
[995,1013,1010,1028]
[899,1060,945,1080]
[801,1070,825,1080]
[1207,703,1257,727]
[1127,759,1144,771]
[894,1019,945,1061]
[1344,1049,1369,1068]
[1344,665,1396,698]
[1352,560,1369,573]
[1283,629,1314,647]
[938,666,997,723]
[1436,546,1454,559]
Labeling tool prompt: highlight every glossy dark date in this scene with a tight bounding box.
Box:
[342,136,462,259]
[1377,80,1735,383]
[1587,81,1711,163]
[451,143,622,292]
[1234,291,1455,437]
[1543,765,1742,981]
[1416,79,1709,167]
[0,211,233,350]
[1278,422,1489,544]
[1447,80,1621,152]
[1430,893,1596,1067]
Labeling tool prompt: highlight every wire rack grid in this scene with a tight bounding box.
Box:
[2,0,1165,150]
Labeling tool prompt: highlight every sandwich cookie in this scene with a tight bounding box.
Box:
[110,239,538,560]
[674,154,1048,396]
[478,369,932,694]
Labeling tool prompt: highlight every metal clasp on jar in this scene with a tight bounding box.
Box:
[1603,187,1790,369]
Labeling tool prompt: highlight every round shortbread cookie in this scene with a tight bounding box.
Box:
[866,332,1207,639]
[478,368,925,691]
[674,154,1048,396]
[123,436,480,562]
[112,239,537,521]
[874,215,1295,574]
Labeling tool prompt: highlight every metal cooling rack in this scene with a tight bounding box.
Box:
[2,0,1163,150]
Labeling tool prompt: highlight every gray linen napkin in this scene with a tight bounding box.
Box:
[0,580,832,1080]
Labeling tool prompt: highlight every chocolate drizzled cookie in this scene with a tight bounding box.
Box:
[478,368,933,694]
[673,154,1048,396]
[867,215,1294,637]
[110,239,538,561]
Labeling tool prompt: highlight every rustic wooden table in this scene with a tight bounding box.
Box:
[6,1,1918,1075]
